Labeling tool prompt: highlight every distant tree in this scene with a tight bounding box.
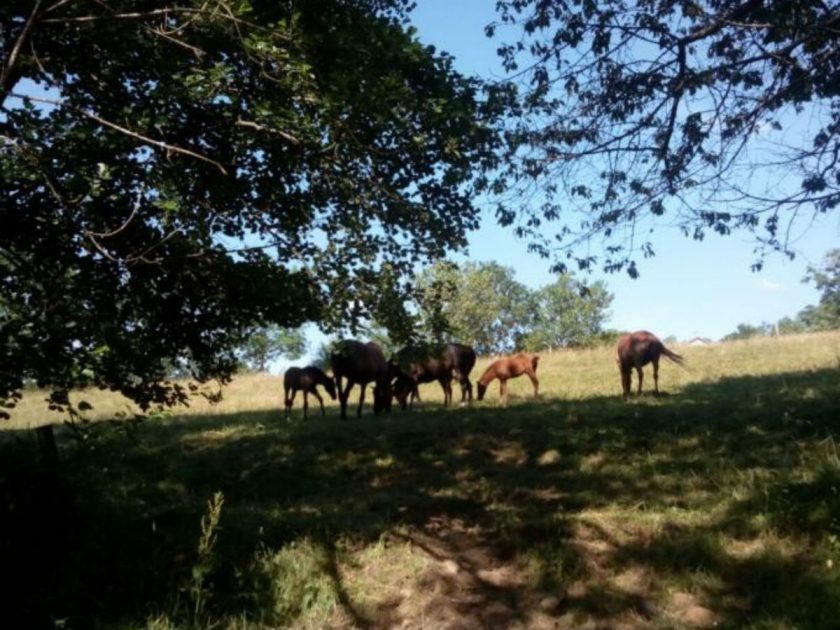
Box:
[722,323,772,342]
[776,316,807,335]
[311,341,336,372]
[415,262,532,355]
[521,276,613,350]
[663,335,678,345]
[238,327,306,373]
[798,249,840,330]
[488,1,840,275]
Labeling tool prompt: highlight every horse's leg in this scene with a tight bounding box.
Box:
[303,390,309,420]
[464,378,472,403]
[500,378,508,406]
[357,382,367,417]
[340,378,355,420]
[652,357,660,396]
[284,384,291,418]
[444,377,453,407]
[526,368,540,399]
[438,378,449,407]
[312,388,326,415]
[635,365,644,396]
[620,366,631,399]
[286,387,297,418]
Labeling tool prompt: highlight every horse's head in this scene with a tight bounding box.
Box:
[373,378,392,414]
[476,382,487,401]
[323,376,337,400]
[392,374,414,409]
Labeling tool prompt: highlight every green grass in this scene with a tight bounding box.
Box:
[2,332,840,628]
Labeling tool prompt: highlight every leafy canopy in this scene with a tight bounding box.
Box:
[489,0,840,275]
[0,0,499,412]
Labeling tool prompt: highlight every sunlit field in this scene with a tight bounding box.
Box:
[3,331,840,628]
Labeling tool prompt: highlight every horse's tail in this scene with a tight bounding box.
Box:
[531,354,540,371]
[660,345,685,366]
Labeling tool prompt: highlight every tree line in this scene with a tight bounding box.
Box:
[723,249,840,341]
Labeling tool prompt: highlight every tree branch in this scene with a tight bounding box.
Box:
[8,92,229,175]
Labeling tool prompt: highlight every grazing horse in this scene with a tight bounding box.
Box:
[390,344,452,409]
[616,330,685,398]
[330,339,391,419]
[476,353,540,406]
[283,366,337,419]
[390,343,477,410]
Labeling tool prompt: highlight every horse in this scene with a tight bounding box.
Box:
[283,366,337,419]
[390,343,477,410]
[391,344,450,409]
[330,339,391,419]
[449,342,477,403]
[476,353,540,406]
[616,330,685,398]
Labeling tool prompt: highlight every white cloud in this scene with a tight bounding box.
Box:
[757,278,785,292]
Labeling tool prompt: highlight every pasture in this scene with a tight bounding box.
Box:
[3,332,840,629]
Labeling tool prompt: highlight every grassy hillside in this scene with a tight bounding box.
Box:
[3,331,840,628]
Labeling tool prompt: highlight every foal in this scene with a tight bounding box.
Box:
[476,353,540,406]
[616,330,685,398]
[283,366,337,419]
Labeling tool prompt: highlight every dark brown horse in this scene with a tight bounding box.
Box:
[283,366,337,419]
[390,343,477,410]
[449,342,477,403]
[476,353,540,406]
[330,339,391,419]
[616,330,685,398]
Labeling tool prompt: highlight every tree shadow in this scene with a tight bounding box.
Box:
[1,365,838,627]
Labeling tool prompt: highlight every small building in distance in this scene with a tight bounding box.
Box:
[688,336,714,346]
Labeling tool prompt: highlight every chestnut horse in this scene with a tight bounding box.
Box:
[283,366,337,419]
[330,339,391,419]
[616,330,684,398]
[476,353,540,406]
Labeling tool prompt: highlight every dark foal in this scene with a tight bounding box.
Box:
[476,353,540,406]
[283,366,337,419]
[330,339,391,420]
[616,330,685,398]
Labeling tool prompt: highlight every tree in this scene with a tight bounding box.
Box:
[799,249,840,330]
[488,1,840,275]
[722,323,772,342]
[521,277,613,350]
[238,326,306,373]
[1,1,499,421]
[415,261,532,354]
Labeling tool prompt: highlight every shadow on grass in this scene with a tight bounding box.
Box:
[1,366,839,627]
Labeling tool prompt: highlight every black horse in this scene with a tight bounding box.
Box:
[330,339,391,419]
[390,342,476,409]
